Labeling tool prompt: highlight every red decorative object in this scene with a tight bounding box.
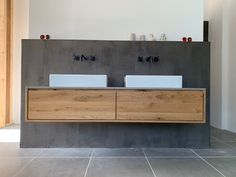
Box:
[182,37,187,42]
[40,35,45,40]
[46,35,50,40]
[188,37,192,42]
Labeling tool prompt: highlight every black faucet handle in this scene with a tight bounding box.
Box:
[146,56,152,62]
[153,56,159,62]
[90,56,96,61]
[73,54,80,61]
[81,54,88,61]
[138,56,143,62]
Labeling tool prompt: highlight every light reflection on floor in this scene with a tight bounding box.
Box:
[0,124,20,142]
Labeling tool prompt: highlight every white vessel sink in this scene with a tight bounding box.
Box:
[125,75,183,88]
[49,74,107,87]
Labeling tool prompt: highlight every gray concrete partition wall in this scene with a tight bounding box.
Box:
[21,40,210,148]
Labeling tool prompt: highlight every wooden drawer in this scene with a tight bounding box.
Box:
[117,90,206,123]
[26,89,116,121]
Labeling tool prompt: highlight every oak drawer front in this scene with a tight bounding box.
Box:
[117,90,205,123]
[26,89,116,121]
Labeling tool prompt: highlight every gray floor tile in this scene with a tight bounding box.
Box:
[0,157,32,177]
[0,143,42,157]
[93,148,144,157]
[193,148,236,157]
[224,142,236,148]
[39,148,92,157]
[148,158,223,177]
[3,124,20,129]
[15,158,89,177]
[86,158,154,177]
[211,136,219,142]
[211,127,236,143]
[143,148,197,157]
[205,158,236,177]
[210,140,233,149]
[211,126,222,137]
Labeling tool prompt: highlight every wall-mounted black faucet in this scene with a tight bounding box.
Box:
[81,55,88,61]
[73,54,96,62]
[138,56,159,63]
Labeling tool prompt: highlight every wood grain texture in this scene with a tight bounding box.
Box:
[117,90,205,123]
[5,0,13,125]
[0,0,12,127]
[26,88,206,123]
[27,89,116,120]
[0,0,6,127]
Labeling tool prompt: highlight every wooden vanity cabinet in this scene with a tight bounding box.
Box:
[116,90,206,123]
[26,89,116,121]
[25,88,206,123]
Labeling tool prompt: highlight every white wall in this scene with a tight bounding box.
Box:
[207,0,223,129]
[12,0,29,124]
[207,0,236,133]
[29,0,204,41]
[204,0,209,20]
[225,0,236,132]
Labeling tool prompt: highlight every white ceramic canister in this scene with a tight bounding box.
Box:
[139,35,146,41]
[130,33,136,41]
[160,33,167,41]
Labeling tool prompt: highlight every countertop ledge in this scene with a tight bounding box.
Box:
[26,87,206,91]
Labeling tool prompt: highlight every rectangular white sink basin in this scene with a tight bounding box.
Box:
[125,75,183,88]
[49,74,107,87]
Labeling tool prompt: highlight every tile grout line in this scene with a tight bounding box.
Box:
[12,149,44,177]
[34,156,90,159]
[199,156,236,158]
[190,149,226,177]
[89,156,197,159]
[25,155,224,159]
[142,149,158,177]
[83,149,94,177]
